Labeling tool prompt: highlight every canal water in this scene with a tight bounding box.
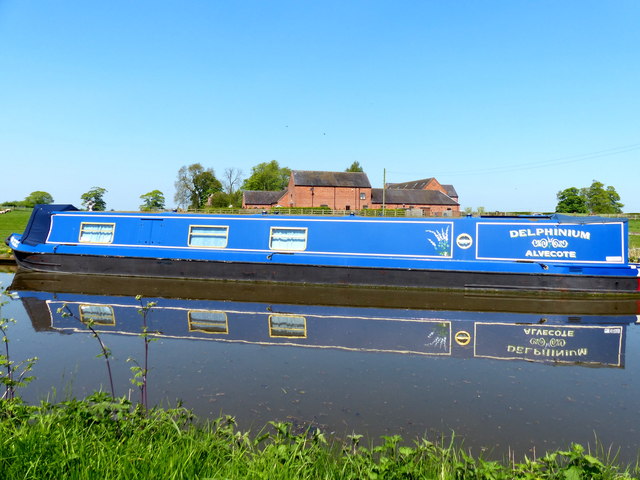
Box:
[1,271,639,463]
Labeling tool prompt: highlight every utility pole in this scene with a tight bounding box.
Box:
[382,168,386,215]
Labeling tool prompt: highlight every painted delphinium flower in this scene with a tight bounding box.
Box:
[425,322,450,350]
[426,226,450,256]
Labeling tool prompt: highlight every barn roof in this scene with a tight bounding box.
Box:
[243,190,286,205]
[371,189,459,205]
[387,178,436,190]
[442,184,458,198]
[292,170,371,188]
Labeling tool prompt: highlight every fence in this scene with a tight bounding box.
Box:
[188,207,460,217]
[188,208,640,219]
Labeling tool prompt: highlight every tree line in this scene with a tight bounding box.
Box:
[2,165,625,214]
[2,161,365,212]
[173,160,365,211]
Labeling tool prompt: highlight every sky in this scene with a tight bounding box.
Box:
[1,1,639,212]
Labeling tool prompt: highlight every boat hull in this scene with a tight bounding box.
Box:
[13,250,640,295]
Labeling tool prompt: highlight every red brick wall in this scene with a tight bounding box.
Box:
[290,185,372,210]
[380,203,460,215]
[243,203,274,210]
[423,178,450,196]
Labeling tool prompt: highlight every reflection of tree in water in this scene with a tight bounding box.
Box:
[426,322,449,350]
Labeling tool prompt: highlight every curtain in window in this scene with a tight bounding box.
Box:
[189,311,228,333]
[270,228,306,251]
[189,226,228,248]
[79,224,114,243]
[269,315,307,337]
[79,305,115,325]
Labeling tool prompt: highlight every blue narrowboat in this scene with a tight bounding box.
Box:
[6,204,640,295]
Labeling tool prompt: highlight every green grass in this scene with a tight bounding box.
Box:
[628,220,640,261]
[0,209,31,238]
[0,209,31,257]
[0,394,636,480]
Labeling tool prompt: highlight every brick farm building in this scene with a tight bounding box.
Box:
[243,170,460,216]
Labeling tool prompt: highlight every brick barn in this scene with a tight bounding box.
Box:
[242,190,287,210]
[379,177,460,215]
[386,177,458,203]
[243,170,460,215]
[285,171,372,210]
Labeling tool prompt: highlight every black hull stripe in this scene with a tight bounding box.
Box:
[14,252,640,295]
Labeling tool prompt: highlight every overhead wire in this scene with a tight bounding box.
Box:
[387,142,640,178]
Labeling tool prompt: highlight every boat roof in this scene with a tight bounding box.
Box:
[551,214,628,224]
[479,214,628,224]
[22,204,78,246]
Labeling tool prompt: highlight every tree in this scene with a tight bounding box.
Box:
[555,187,588,214]
[24,191,54,207]
[208,191,243,208]
[345,161,364,172]
[222,168,243,195]
[241,160,290,191]
[581,180,623,214]
[174,164,222,210]
[556,180,623,214]
[81,187,107,211]
[139,190,166,211]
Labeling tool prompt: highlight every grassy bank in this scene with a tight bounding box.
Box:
[625,220,640,261]
[0,209,31,258]
[0,393,636,480]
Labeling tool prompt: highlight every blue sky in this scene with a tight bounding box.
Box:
[1,1,639,212]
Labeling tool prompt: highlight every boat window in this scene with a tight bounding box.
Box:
[269,314,307,338]
[269,227,307,251]
[79,305,115,326]
[79,223,115,244]
[188,310,228,334]
[188,225,229,248]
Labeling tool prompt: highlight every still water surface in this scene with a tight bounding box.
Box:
[2,271,639,462]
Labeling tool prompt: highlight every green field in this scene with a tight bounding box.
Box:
[0,209,31,257]
[629,220,640,248]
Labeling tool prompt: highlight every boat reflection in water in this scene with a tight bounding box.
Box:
[7,271,640,461]
[11,272,635,368]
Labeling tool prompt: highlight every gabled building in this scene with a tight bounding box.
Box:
[371,188,459,215]
[242,190,287,209]
[242,170,460,215]
[381,176,460,215]
[286,171,372,210]
[387,177,458,203]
